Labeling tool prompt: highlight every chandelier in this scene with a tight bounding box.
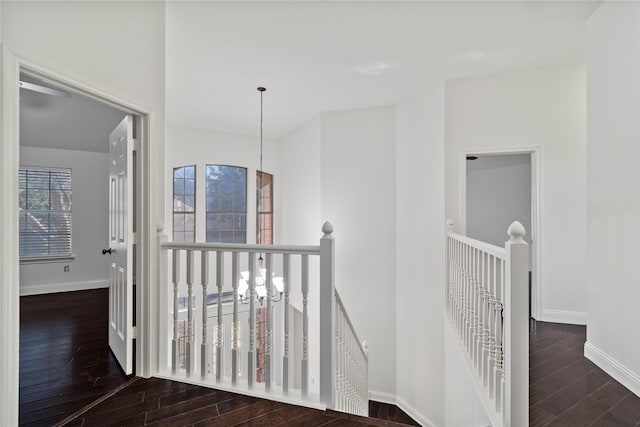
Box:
[236,86,283,304]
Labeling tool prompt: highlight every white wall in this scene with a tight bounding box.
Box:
[445,65,587,324]
[321,105,397,398]
[277,118,322,246]
[466,154,531,248]
[165,125,279,244]
[585,1,640,397]
[19,146,109,295]
[395,84,446,427]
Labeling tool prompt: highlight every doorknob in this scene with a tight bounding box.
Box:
[102,248,112,255]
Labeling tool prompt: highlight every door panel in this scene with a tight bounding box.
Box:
[108,115,134,375]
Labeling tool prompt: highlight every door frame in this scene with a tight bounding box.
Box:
[1,49,160,424]
[458,146,543,320]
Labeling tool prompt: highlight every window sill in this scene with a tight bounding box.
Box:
[20,255,75,265]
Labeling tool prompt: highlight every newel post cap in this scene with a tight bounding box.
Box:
[322,221,334,237]
[507,221,526,243]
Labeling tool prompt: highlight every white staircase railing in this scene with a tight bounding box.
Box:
[446,220,529,427]
[158,221,368,417]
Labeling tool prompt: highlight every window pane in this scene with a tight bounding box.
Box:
[185,179,195,196]
[173,166,196,242]
[50,190,72,211]
[256,171,273,244]
[27,189,50,210]
[206,165,247,243]
[174,213,185,232]
[174,194,185,212]
[184,195,195,212]
[174,178,185,195]
[184,166,195,179]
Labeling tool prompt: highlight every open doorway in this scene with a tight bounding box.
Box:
[18,70,138,424]
[462,150,541,319]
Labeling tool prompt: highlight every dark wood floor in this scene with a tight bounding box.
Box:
[20,289,131,426]
[20,289,640,426]
[530,320,640,426]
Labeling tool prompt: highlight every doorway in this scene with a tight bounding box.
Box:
[461,149,541,320]
[1,53,155,425]
[17,70,138,423]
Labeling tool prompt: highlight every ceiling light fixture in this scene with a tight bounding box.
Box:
[237,86,283,304]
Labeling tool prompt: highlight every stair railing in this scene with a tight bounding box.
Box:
[446,220,529,427]
[158,221,368,416]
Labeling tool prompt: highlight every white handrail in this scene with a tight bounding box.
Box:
[161,241,320,255]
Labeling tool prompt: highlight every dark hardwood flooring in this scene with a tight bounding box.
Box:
[20,289,640,426]
[530,320,640,426]
[20,289,131,427]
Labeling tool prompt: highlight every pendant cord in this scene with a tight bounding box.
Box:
[258,87,266,250]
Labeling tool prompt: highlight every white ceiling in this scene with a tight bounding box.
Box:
[20,74,127,153]
[166,1,601,140]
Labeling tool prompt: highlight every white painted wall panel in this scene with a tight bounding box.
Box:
[585,1,640,395]
[395,84,446,427]
[321,106,397,397]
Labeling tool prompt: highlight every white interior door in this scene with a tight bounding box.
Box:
[106,115,134,375]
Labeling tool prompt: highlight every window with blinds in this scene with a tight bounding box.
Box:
[19,167,72,258]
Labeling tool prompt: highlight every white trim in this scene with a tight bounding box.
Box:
[542,309,587,325]
[2,49,159,423]
[396,395,439,427]
[458,146,543,320]
[585,341,640,396]
[368,390,396,405]
[20,279,108,296]
[1,44,21,427]
[369,391,438,427]
[20,255,75,264]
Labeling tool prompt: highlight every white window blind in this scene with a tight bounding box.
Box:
[19,167,72,258]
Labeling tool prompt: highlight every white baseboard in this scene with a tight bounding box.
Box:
[542,309,587,325]
[396,395,438,427]
[369,391,437,427]
[20,279,109,296]
[584,341,640,396]
[368,390,396,405]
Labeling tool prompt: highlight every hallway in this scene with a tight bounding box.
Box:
[19,290,640,426]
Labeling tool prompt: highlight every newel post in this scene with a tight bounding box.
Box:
[319,221,335,408]
[504,221,529,427]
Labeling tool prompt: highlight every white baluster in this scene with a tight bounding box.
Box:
[186,249,194,377]
[248,252,256,388]
[201,251,209,380]
[216,251,224,383]
[302,253,309,397]
[282,254,290,394]
[172,249,180,375]
[231,252,239,386]
[265,253,273,392]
